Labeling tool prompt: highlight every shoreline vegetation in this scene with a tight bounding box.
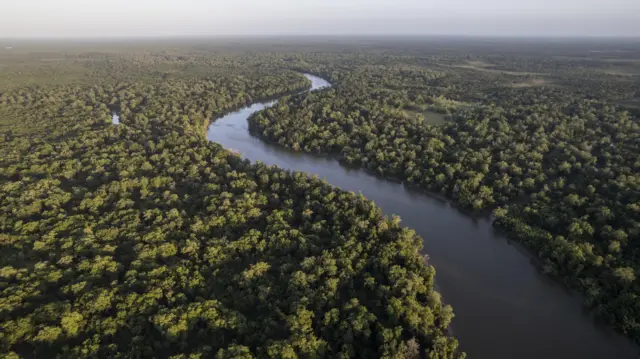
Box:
[247,52,640,345]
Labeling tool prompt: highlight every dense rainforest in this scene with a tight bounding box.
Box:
[247,40,640,343]
[1,38,640,357]
[0,41,462,358]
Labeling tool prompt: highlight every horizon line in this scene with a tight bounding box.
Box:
[2,34,640,41]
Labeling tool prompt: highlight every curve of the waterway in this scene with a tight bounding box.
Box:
[207,73,638,359]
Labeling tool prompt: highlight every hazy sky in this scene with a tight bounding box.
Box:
[1,0,639,38]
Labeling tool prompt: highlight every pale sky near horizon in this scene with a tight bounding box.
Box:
[0,0,639,38]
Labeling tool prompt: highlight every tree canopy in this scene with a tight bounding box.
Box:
[0,41,469,358]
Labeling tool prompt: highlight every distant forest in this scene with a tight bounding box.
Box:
[1,38,640,358]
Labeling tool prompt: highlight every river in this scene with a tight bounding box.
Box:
[207,74,638,358]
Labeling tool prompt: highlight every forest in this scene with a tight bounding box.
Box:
[0,40,463,358]
[0,37,640,357]
[247,39,640,344]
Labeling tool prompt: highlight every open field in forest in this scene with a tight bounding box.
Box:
[404,109,449,125]
[600,58,640,64]
[510,79,552,88]
[601,68,640,76]
[447,60,545,76]
[550,55,640,76]
[618,98,640,109]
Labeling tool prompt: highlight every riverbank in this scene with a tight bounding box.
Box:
[206,73,639,359]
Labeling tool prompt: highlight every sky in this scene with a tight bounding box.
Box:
[0,0,639,38]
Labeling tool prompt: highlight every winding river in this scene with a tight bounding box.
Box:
[207,74,638,358]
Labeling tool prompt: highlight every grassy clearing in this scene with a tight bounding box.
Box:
[601,68,640,76]
[600,58,640,64]
[618,98,640,109]
[404,109,449,125]
[449,61,544,76]
[511,79,551,88]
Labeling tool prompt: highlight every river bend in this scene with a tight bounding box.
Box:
[206,73,637,359]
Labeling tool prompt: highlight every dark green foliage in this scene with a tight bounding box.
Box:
[247,42,640,344]
[0,44,463,358]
